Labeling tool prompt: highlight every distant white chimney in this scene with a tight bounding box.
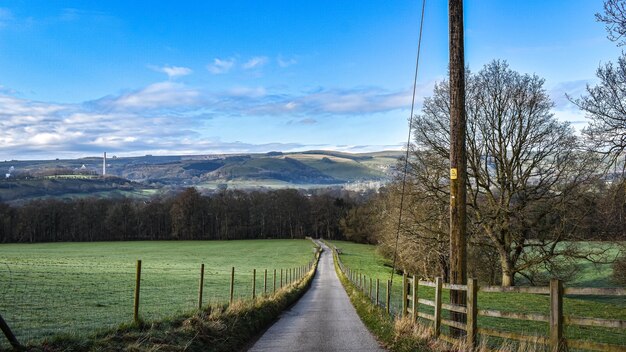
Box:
[103,152,107,176]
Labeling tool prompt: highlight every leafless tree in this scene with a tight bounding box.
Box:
[412,60,600,286]
[597,0,626,46]
[570,55,626,170]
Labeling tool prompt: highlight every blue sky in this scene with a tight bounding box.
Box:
[0,1,621,160]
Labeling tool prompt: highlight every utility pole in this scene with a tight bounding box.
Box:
[449,0,467,337]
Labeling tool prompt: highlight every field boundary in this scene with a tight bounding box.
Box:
[329,244,626,352]
[1,241,322,350]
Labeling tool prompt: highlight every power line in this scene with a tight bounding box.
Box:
[390,0,427,286]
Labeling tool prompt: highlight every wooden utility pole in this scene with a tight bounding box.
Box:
[449,0,467,337]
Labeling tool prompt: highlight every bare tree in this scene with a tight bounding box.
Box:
[597,0,626,46]
[570,55,626,168]
[413,60,600,286]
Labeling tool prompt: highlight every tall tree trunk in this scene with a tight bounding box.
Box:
[500,256,515,286]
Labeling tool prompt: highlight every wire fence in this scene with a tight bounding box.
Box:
[0,253,318,349]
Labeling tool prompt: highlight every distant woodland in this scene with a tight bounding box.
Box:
[0,188,362,243]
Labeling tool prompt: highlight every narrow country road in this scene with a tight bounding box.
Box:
[248,241,385,352]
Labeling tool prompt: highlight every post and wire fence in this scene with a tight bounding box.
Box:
[330,245,626,352]
[0,246,321,349]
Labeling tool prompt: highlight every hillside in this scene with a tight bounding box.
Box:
[0,150,401,202]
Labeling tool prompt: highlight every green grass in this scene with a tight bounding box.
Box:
[0,239,315,348]
[330,240,626,347]
[27,249,321,351]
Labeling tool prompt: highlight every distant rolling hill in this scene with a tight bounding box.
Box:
[0,150,401,202]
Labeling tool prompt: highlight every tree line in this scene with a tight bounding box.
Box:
[0,188,358,243]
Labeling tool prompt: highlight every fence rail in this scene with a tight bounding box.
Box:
[330,244,626,352]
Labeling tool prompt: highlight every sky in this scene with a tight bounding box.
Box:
[0,1,622,160]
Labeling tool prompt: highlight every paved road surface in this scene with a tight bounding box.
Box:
[248,241,385,352]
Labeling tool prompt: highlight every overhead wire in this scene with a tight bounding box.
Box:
[390,0,427,286]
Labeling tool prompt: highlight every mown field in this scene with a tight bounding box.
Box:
[0,239,315,347]
[330,240,626,347]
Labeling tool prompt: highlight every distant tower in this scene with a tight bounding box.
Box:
[103,152,107,176]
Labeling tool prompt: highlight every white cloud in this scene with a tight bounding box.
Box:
[207,58,235,74]
[151,65,192,79]
[243,56,268,69]
[548,80,592,132]
[277,56,297,68]
[0,81,417,159]
[226,86,267,98]
[0,95,65,116]
[108,82,200,110]
[247,87,419,115]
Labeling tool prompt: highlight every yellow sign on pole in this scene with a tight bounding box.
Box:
[450,168,458,180]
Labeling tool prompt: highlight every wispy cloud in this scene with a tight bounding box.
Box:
[549,80,589,109]
[548,80,590,130]
[277,55,297,68]
[58,8,111,22]
[96,82,200,110]
[226,86,267,98]
[247,87,416,115]
[0,81,414,159]
[150,65,192,79]
[207,58,235,74]
[243,56,268,69]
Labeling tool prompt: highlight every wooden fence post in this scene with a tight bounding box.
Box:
[280,268,283,288]
[402,272,408,317]
[467,278,478,349]
[273,269,277,293]
[134,259,142,322]
[230,267,235,304]
[369,277,373,300]
[252,269,256,299]
[198,263,205,310]
[264,269,267,296]
[376,279,380,306]
[0,313,21,349]
[550,279,564,352]
[434,277,442,337]
[386,280,391,315]
[412,275,418,322]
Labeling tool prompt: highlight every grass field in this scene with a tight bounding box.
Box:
[0,239,315,347]
[330,240,626,347]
